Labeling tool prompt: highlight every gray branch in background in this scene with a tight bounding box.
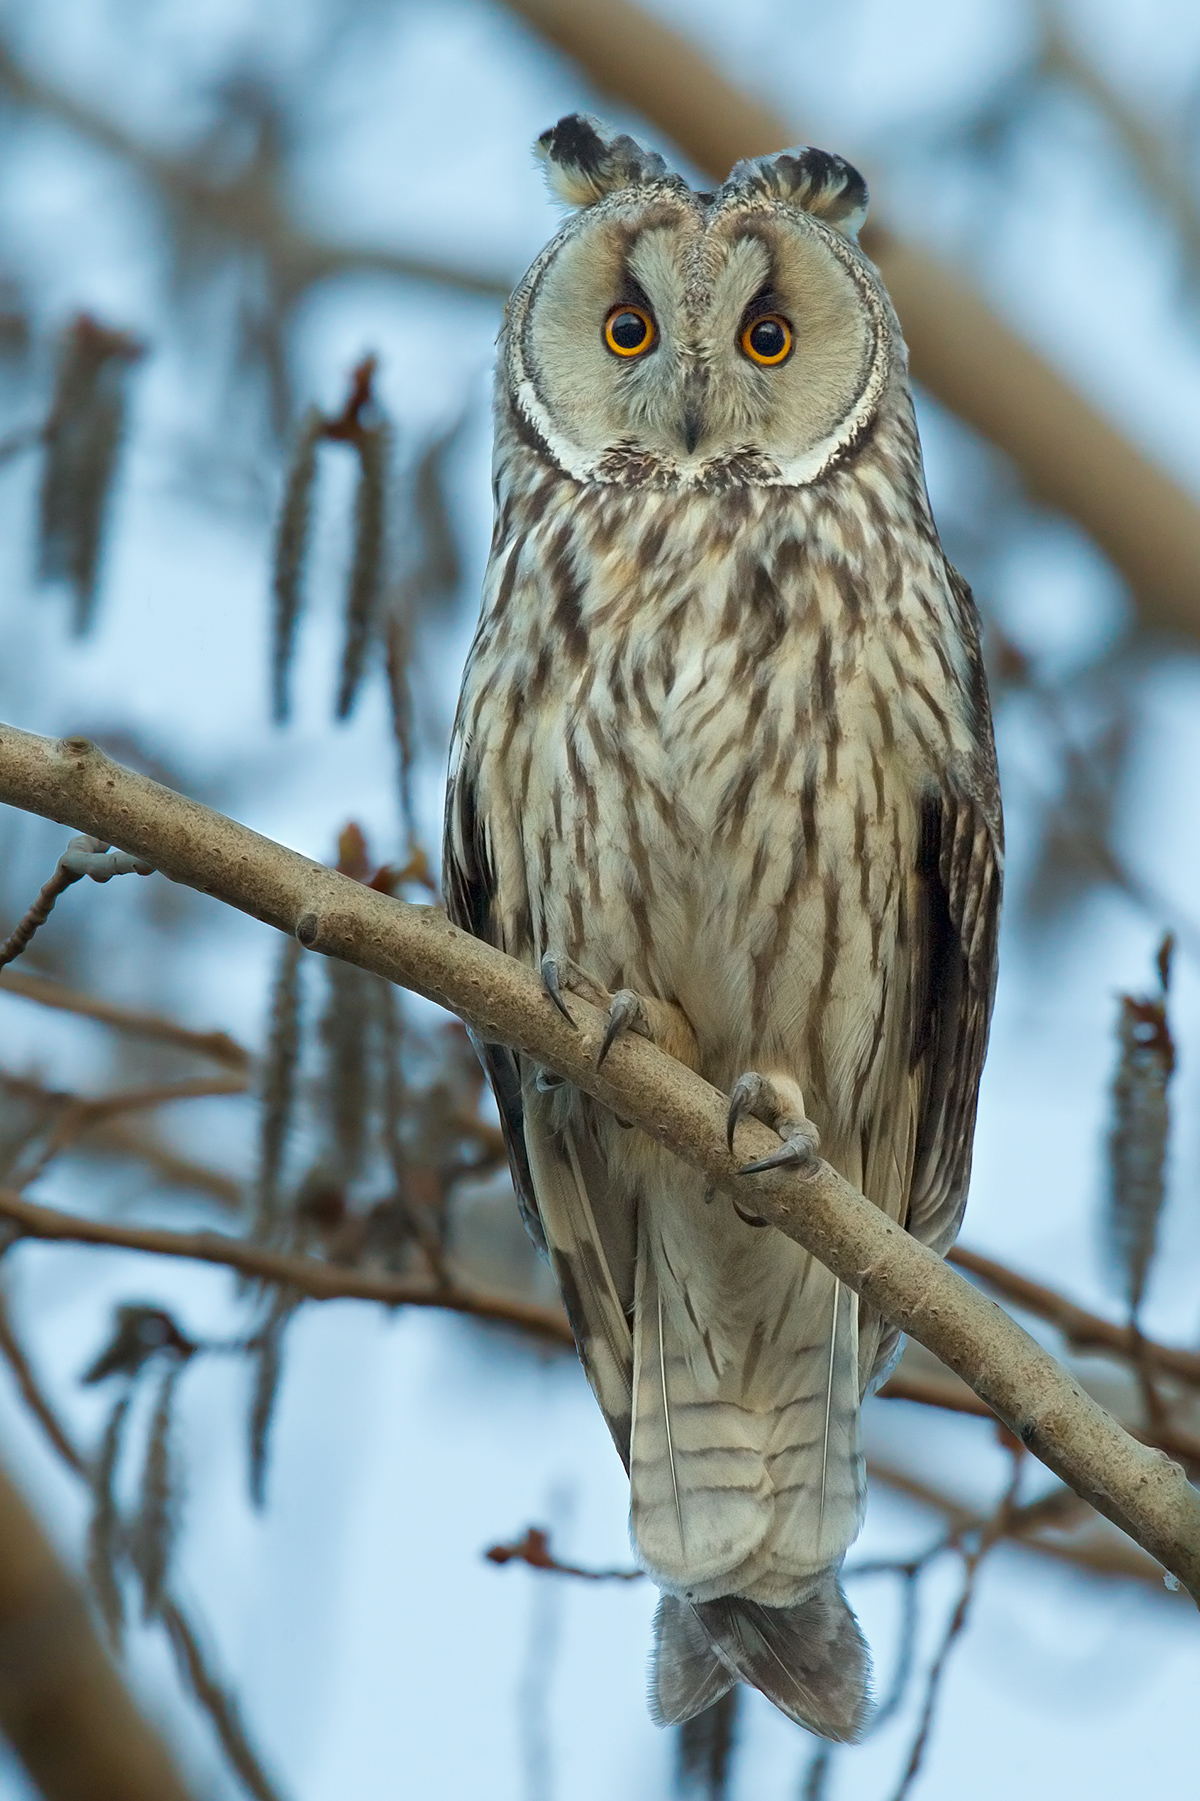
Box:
[0,39,511,305]
[0,724,1196,1601]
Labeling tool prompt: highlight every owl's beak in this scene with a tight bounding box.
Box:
[679,365,708,456]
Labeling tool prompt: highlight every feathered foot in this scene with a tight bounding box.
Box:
[539,954,696,1073]
[726,1072,820,1175]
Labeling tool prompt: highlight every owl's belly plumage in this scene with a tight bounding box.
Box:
[452,510,974,1604]
[470,556,932,1184]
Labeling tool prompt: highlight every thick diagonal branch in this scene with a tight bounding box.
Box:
[0,724,1197,1601]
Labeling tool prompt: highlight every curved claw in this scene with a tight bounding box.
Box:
[738,1126,819,1178]
[597,989,649,1067]
[725,1072,768,1156]
[540,955,575,1026]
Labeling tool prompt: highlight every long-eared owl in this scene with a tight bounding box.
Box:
[444,115,1002,1739]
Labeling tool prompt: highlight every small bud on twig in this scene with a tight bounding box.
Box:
[0,833,152,973]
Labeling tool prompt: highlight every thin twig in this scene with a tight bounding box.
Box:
[0,966,250,1068]
[0,1291,85,1473]
[159,1601,287,1801]
[867,1461,1175,1588]
[485,1526,642,1581]
[0,835,152,972]
[14,1073,250,1188]
[948,1245,1200,1387]
[0,1183,574,1344]
[0,860,82,969]
[888,1452,1025,1800]
[0,40,510,302]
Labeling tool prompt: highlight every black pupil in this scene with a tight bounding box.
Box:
[610,310,648,350]
[749,318,787,359]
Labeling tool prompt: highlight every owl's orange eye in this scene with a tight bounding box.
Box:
[604,305,656,357]
[741,313,793,366]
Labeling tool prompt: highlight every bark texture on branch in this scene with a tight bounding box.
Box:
[0,724,1196,1601]
[507,0,1200,640]
[0,1451,197,1801]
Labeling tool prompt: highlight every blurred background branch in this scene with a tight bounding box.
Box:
[0,1446,199,1801]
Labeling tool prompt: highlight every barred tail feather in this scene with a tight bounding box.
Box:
[652,1581,872,1741]
[649,1594,736,1726]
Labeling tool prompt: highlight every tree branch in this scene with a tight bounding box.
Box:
[0,39,509,304]
[0,725,1196,1598]
[0,1183,574,1346]
[507,0,1200,641]
[867,1460,1174,1588]
[949,1245,1200,1386]
[0,966,250,1070]
[0,1449,198,1800]
[0,1293,287,1801]
[8,1179,1200,1473]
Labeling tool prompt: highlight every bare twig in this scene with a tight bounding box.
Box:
[0,1182,574,1345]
[948,1245,1200,1387]
[0,1291,85,1474]
[485,1526,642,1581]
[158,1601,287,1801]
[0,858,80,968]
[1,728,1198,1597]
[14,1073,249,1189]
[889,1452,1024,1800]
[0,834,151,972]
[0,41,510,304]
[88,1118,244,1209]
[0,965,250,1068]
[867,1461,1174,1588]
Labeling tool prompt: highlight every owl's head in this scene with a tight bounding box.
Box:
[500,116,900,490]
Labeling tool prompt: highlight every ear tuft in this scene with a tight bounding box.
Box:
[536,114,672,208]
[726,147,869,240]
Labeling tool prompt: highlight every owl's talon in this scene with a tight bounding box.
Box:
[738,1126,820,1177]
[540,955,576,1026]
[597,989,650,1067]
[725,1070,820,1176]
[535,1067,565,1092]
[726,1072,768,1154]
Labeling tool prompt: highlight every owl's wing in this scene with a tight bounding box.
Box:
[442,750,544,1251]
[443,748,637,1460]
[905,568,1003,1256]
